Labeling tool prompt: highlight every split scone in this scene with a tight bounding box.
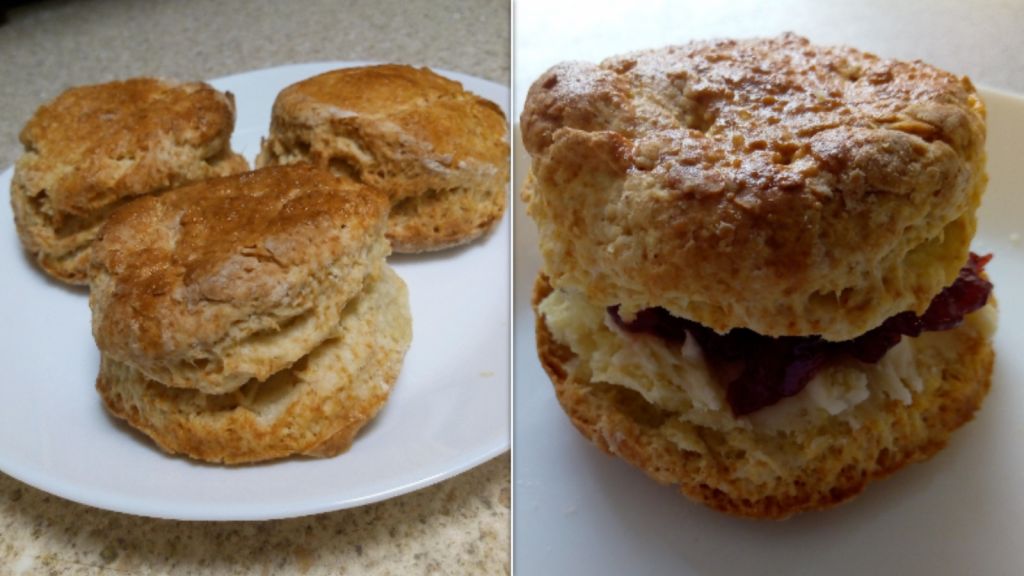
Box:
[256,64,509,253]
[90,165,411,463]
[11,78,248,284]
[522,34,996,518]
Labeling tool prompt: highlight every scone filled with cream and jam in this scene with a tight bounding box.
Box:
[521,34,996,519]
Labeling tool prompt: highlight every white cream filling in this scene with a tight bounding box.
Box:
[540,287,996,433]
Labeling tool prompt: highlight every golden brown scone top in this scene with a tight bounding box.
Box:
[521,34,986,340]
[275,64,508,172]
[91,164,389,358]
[523,33,983,163]
[17,78,240,218]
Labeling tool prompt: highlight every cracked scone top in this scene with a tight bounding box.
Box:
[90,164,390,395]
[521,33,986,340]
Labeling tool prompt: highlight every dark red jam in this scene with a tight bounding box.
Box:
[608,253,993,416]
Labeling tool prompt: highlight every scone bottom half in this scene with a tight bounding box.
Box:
[534,270,996,519]
[523,35,997,519]
[10,77,249,285]
[255,64,509,254]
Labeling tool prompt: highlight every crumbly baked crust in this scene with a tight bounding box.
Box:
[10,78,248,284]
[533,274,994,519]
[521,34,986,340]
[90,164,390,394]
[97,266,411,464]
[256,64,508,252]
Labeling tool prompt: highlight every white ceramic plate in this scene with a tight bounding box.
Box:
[513,88,1024,574]
[0,62,509,521]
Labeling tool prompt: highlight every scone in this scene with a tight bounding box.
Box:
[90,164,391,395]
[256,64,509,253]
[90,164,411,463]
[522,34,996,518]
[11,78,249,284]
[97,266,411,464]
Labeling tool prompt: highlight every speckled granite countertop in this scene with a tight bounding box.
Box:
[0,1,510,574]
